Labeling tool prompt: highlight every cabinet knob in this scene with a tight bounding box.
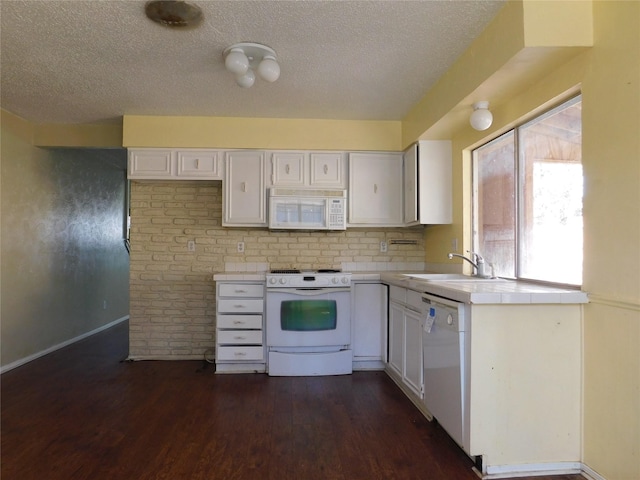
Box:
[323,164,328,174]
[234,352,247,357]
[374,183,378,194]
[285,164,290,174]
[234,336,246,340]
[195,158,200,169]
[241,182,247,192]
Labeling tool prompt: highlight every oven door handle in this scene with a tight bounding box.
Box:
[267,287,351,296]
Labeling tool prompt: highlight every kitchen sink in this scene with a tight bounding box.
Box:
[402,273,471,280]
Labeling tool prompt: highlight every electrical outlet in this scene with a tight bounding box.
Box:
[380,241,388,253]
[187,240,196,252]
[237,241,245,253]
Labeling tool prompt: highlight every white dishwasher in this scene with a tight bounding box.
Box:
[421,293,470,453]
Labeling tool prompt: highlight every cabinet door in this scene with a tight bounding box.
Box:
[128,149,173,179]
[270,152,305,186]
[176,150,222,179]
[388,301,405,376]
[223,151,267,226]
[403,308,423,399]
[403,143,419,225]
[352,283,387,361]
[348,152,403,226]
[417,140,452,224]
[310,152,345,187]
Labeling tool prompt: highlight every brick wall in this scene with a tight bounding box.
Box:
[129,181,425,359]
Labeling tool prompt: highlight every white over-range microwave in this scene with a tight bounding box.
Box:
[268,188,347,230]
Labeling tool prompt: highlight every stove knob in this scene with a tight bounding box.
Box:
[279,278,287,285]
[268,277,277,285]
[341,276,349,284]
[332,277,339,284]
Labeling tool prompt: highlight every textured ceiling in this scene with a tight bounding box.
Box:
[0,0,505,125]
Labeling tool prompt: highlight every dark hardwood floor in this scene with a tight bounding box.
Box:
[1,321,584,480]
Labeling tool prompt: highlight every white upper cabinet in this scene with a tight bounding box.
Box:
[404,141,452,225]
[348,152,404,226]
[269,151,346,188]
[309,152,345,187]
[128,149,174,179]
[128,148,223,180]
[176,150,222,179]
[223,151,267,227]
[270,152,305,186]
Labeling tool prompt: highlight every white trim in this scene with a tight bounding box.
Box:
[1,316,129,374]
[581,464,606,480]
[482,462,582,479]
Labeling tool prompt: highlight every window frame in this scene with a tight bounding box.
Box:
[471,94,583,288]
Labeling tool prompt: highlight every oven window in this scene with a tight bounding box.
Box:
[280,300,337,331]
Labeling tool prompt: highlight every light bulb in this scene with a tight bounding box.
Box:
[225,48,249,75]
[470,101,493,131]
[257,55,280,82]
[235,69,255,88]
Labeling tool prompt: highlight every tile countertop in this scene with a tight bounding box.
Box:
[379,272,589,305]
[212,272,589,305]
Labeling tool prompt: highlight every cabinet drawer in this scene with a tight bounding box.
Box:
[217,330,263,345]
[217,346,264,361]
[389,285,407,303]
[217,315,263,329]
[406,289,424,312]
[218,283,264,298]
[217,298,264,314]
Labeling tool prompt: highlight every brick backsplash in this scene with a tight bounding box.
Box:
[129,181,425,359]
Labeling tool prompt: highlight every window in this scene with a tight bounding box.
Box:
[472,96,582,285]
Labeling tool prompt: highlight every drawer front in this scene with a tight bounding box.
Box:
[217,346,264,361]
[217,299,264,314]
[218,283,264,298]
[217,315,263,329]
[406,289,424,311]
[217,330,263,345]
[389,285,407,303]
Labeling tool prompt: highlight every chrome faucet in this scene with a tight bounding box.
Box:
[448,251,490,278]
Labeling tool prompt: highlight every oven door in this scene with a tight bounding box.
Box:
[266,287,351,347]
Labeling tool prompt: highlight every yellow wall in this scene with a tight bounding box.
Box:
[123,115,402,151]
[416,1,639,478]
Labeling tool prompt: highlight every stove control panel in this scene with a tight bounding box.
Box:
[266,273,351,288]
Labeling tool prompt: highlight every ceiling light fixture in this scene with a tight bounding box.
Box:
[145,0,203,28]
[470,101,493,131]
[223,43,280,88]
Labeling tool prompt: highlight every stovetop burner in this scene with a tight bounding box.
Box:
[270,269,301,274]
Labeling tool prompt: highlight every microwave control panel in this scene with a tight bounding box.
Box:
[328,198,346,228]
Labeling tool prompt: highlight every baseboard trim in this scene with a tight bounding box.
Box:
[580,464,606,480]
[482,462,582,478]
[1,316,129,374]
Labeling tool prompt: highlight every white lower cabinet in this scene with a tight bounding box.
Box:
[215,282,265,373]
[387,285,424,402]
[351,282,387,370]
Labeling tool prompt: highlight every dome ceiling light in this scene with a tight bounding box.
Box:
[223,43,281,88]
[145,0,203,28]
[470,101,493,131]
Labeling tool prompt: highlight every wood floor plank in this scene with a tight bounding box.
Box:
[1,321,585,480]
